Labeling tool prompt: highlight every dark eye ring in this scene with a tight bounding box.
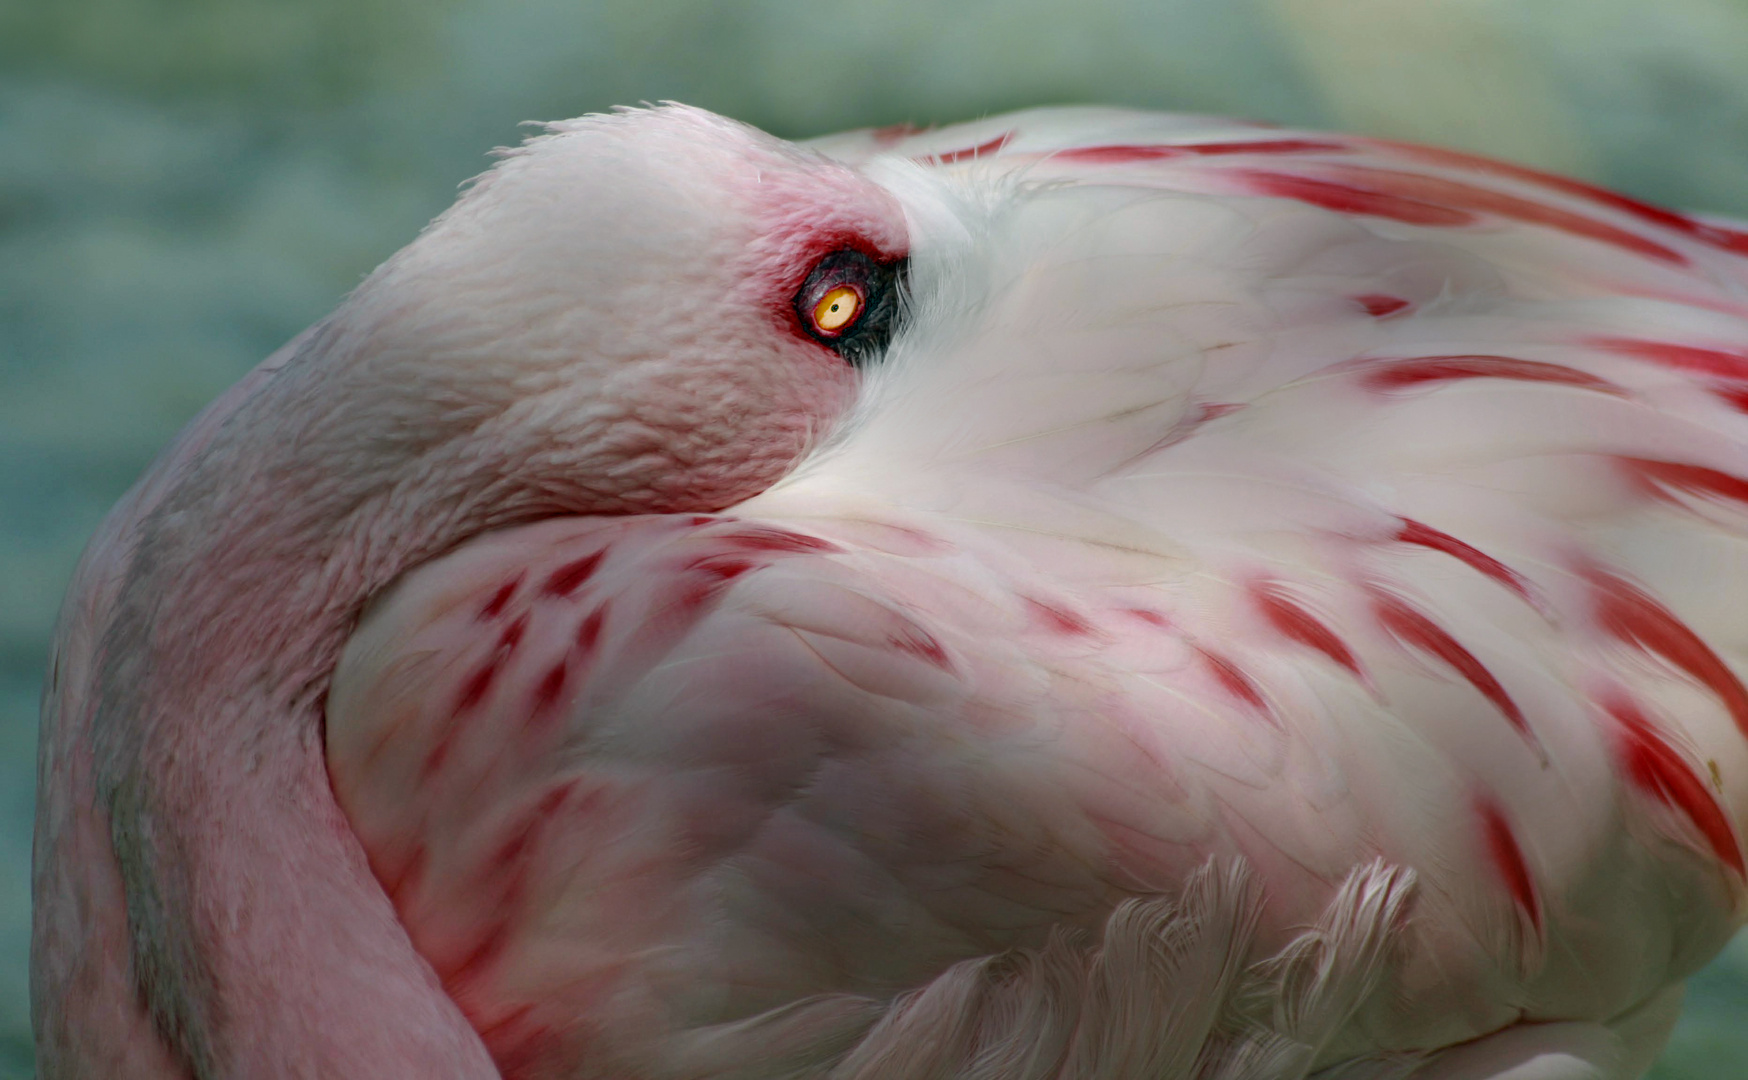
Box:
[792,248,906,367]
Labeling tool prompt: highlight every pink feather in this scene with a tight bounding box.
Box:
[35,104,1748,1079]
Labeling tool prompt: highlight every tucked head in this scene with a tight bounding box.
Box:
[58,107,916,1079]
[316,104,913,515]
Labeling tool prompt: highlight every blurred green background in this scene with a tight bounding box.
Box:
[4,0,1748,1075]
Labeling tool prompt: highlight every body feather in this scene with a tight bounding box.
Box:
[38,105,1748,1078]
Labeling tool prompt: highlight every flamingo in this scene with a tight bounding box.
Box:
[31,103,1748,1079]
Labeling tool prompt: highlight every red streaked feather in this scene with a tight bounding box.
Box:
[685,555,756,583]
[1477,796,1542,932]
[924,132,1014,165]
[887,626,953,671]
[497,614,528,654]
[1025,597,1097,637]
[871,122,924,146]
[1197,647,1273,722]
[1233,171,1474,227]
[1589,569,1748,740]
[1606,696,1745,877]
[1372,139,1748,256]
[1374,594,1538,755]
[1054,138,1346,164]
[1325,164,1690,263]
[1715,384,1748,414]
[1590,337,1748,381]
[1396,520,1534,602]
[1619,458,1748,511]
[454,658,501,716]
[573,604,607,661]
[1357,355,1620,394]
[542,552,604,598]
[530,662,567,715]
[1242,165,1687,263]
[1178,138,1349,157]
[1052,144,1183,165]
[717,527,844,555]
[1353,294,1410,318]
[1251,581,1364,677]
[479,575,524,620]
[1125,607,1171,629]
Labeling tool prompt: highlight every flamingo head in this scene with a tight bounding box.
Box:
[295,104,911,522]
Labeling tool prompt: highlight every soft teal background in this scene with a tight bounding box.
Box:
[4,1,1748,1075]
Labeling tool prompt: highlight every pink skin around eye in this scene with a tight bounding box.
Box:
[737,156,908,353]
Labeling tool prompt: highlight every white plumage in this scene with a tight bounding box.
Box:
[34,105,1748,1079]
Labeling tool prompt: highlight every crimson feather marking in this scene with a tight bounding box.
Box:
[1591,337,1748,381]
[1242,165,1687,263]
[687,555,756,583]
[1713,380,1748,410]
[1606,696,1745,877]
[1715,385,1748,414]
[1477,797,1542,932]
[497,613,528,654]
[1196,401,1245,422]
[542,552,604,598]
[1375,594,1539,757]
[1397,519,1533,602]
[718,526,843,554]
[871,122,924,146]
[1054,138,1346,164]
[1180,138,1348,156]
[1358,355,1620,394]
[573,604,608,663]
[1589,569,1748,740]
[1126,607,1172,629]
[671,569,752,621]
[1354,294,1410,318]
[489,783,574,872]
[1234,171,1474,227]
[924,132,1014,165]
[422,651,506,777]
[1325,165,1689,263]
[1619,458,1748,512]
[1053,144,1184,165]
[887,626,953,671]
[531,662,567,716]
[1251,582,1364,678]
[453,659,501,715]
[440,783,579,996]
[1025,597,1097,637]
[1197,647,1274,723]
[1372,139,1748,255]
[478,574,524,620]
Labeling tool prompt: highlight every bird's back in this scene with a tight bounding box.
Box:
[322,111,1748,1077]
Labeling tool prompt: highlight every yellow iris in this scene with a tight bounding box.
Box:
[813,286,861,332]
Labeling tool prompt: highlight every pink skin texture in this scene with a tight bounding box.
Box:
[32,104,1748,1079]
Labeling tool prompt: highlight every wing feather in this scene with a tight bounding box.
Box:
[329,111,1748,1076]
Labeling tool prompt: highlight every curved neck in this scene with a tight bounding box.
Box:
[84,350,531,1078]
[68,288,816,1074]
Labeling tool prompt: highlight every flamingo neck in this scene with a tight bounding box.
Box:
[87,371,561,1077]
[83,307,822,1073]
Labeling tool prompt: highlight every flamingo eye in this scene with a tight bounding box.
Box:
[813,286,863,332]
[793,247,907,367]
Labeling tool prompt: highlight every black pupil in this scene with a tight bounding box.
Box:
[793,248,906,367]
